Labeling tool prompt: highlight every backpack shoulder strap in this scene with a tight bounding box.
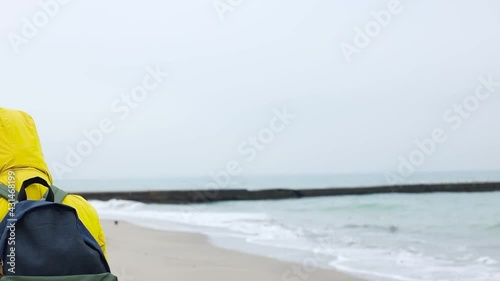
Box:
[41,185,68,203]
[49,185,68,204]
[0,184,18,201]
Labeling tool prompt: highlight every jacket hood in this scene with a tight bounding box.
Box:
[0,108,52,187]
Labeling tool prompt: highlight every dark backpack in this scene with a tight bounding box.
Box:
[0,177,117,281]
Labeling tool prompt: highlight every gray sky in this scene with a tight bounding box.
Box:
[1,0,500,179]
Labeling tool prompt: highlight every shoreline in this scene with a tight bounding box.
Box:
[102,220,366,281]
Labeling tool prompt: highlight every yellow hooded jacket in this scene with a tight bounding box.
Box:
[0,108,107,257]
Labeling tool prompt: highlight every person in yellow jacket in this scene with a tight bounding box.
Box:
[0,107,107,257]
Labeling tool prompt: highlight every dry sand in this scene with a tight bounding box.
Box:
[103,220,365,281]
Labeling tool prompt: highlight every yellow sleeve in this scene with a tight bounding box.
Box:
[97,221,108,258]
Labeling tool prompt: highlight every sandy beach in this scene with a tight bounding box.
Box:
[102,220,365,281]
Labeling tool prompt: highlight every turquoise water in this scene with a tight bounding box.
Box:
[92,192,500,281]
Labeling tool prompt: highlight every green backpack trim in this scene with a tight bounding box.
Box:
[43,185,68,204]
[0,184,18,201]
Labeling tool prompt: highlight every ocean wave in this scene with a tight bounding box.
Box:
[476,256,499,265]
[342,224,399,233]
[90,199,145,211]
[487,223,500,230]
[349,203,403,211]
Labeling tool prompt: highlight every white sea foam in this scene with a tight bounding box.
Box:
[477,257,498,265]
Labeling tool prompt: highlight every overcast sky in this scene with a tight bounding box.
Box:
[1,0,500,179]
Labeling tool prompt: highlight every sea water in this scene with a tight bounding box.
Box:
[91,192,500,281]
